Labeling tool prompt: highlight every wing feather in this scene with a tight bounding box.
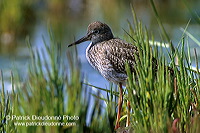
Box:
[102,39,139,74]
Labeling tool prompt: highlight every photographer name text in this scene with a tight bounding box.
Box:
[6,115,79,121]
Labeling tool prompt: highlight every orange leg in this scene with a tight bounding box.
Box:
[115,83,123,130]
[126,100,130,127]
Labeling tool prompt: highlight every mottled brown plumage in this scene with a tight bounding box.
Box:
[86,38,140,85]
[69,21,140,86]
[68,21,157,130]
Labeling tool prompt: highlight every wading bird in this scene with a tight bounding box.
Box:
[68,21,161,129]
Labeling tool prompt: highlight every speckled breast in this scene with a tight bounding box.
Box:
[86,40,128,85]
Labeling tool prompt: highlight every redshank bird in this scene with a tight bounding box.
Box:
[68,21,141,129]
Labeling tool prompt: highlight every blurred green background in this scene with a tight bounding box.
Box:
[0,0,199,92]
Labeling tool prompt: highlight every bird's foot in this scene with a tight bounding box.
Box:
[115,126,134,133]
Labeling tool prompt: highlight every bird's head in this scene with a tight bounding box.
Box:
[68,21,114,47]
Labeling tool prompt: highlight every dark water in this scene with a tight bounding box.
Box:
[0,0,199,92]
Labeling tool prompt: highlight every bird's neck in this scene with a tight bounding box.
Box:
[86,42,94,53]
[91,32,114,45]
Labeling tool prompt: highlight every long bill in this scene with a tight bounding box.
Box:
[68,35,90,47]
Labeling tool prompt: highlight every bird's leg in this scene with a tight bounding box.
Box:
[126,100,130,127]
[115,83,123,130]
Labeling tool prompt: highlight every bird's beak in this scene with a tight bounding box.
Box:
[68,35,90,47]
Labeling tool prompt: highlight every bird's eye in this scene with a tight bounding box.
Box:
[93,30,99,34]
